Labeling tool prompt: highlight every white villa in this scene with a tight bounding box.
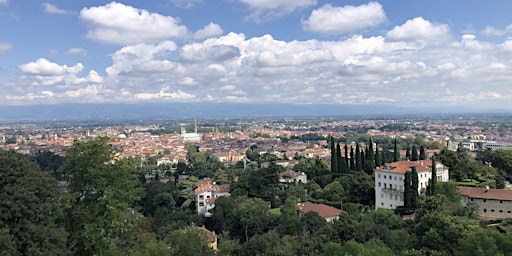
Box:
[375,160,449,209]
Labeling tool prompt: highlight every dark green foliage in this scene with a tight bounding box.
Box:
[355,143,361,171]
[393,139,399,162]
[330,138,338,173]
[344,143,349,170]
[0,150,69,256]
[406,144,410,160]
[30,150,66,180]
[411,145,419,161]
[419,145,426,160]
[336,143,346,173]
[63,137,143,255]
[411,167,419,209]
[350,146,355,170]
[404,171,412,209]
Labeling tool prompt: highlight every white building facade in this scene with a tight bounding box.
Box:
[375,160,449,209]
[195,183,230,217]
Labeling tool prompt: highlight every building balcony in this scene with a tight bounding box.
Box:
[382,188,403,195]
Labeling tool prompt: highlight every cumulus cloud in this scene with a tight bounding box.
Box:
[80,2,187,44]
[66,47,87,56]
[481,25,512,36]
[18,58,83,76]
[193,23,223,40]
[106,41,178,76]
[238,0,317,22]
[0,42,12,52]
[386,17,452,44]
[303,2,386,34]
[43,3,70,14]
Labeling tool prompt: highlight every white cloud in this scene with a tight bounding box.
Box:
[303,2,386,34]
[481,25,512,36]
[43,3,70,15]
[18,58,83,76]
[171,0,202,9]
[238,0,317,22]
[386,17,452,44]
[0,0,8,4]
[134,90,195,100]
[80,2,187,44]
[106,41,178,76]
[193,23,223,40]
[66,48,87,56]
[0,42,12,52]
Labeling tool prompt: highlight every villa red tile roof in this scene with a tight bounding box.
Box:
[458,186,512,201]
[279,170,303,178]
[376,160,445,174]
[296,202,342,218]
[194,183,230,195]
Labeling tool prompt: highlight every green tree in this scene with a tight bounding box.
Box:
[393,139,399,162]
[336,143,346,174]
[404,171,412,209]
[355,143,361,171]
[411,167,419,208]
[427,156,437,196]
[411,145,419,161]
[406,145,411,160]
[0,150,69,255]
[344,143,349,170]
[63,137,143,255]
[490,149,512,175]
[330,138,338,173]
[350,146,355,171]
[419,145,426,160]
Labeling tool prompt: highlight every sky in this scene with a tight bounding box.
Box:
[1,1,512,110]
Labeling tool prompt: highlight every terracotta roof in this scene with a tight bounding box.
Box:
[194,183,230,195]
[458,186,512,201]
[279,170,303,178]
[376,160,444,174]
[296,202,342,218]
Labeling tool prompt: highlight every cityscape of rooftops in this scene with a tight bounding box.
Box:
[2,1,512,255]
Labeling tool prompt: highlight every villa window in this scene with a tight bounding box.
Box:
[484,199,487,203]
[199,195,204,199]
[378,174,381,178]
[378,182,381,187]
[484,209,487,212]
[199,202,204,206]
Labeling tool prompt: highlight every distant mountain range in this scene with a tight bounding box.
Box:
[0,103,508,121]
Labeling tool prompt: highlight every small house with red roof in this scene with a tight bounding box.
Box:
[296,202,343,222]
[195,179,230,217]
[279,170,307,184]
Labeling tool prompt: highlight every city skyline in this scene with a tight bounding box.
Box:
[1,1,512,111]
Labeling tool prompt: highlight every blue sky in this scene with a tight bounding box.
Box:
[1,1,512,110]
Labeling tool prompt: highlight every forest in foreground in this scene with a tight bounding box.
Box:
[3,136,512,256]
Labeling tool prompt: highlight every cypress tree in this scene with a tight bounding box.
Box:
[344,143,349,169]
[411,145,419,161]
[393,138,399,162]
[375,146,381,167]
[336,143,345,173]
[419,145,426,160]
[411,166,419,209]
[368,138,374,163]
[430,156,437,195]
[330,138,337,173]
[406,145,411,160]
[355,143,361,171]
[382,149,388,165]
[404,171,412,209]
[350,146,355,171]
